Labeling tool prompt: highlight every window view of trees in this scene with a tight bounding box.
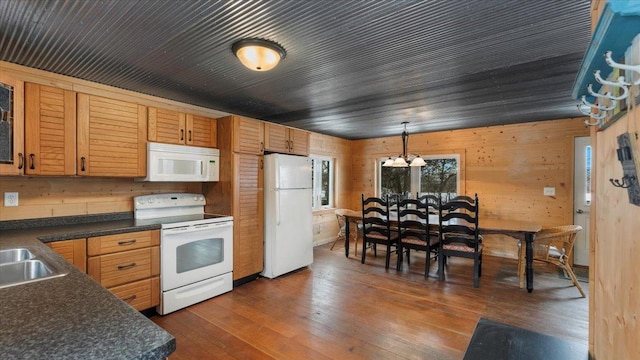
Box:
[312,157,334,209]
[379,156,458,201]
[420,158,458,200]
[380,166,410,199]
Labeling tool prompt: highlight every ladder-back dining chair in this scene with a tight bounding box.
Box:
[438,194,483,287]
[361,194,399,269]
[396,196,439,277]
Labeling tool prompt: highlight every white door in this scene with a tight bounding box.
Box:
[573,136,591,266]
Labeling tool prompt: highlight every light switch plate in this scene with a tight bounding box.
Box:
[4,192,19,207]
[543,187,556,196]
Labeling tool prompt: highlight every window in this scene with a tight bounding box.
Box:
[311,156,334,210]
[379,155,459,201]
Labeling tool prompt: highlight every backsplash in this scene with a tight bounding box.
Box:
[0,176,201,221]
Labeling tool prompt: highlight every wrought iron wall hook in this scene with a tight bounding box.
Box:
[594,70,630,101]
[609,175,635,189]
[605,51,640,86]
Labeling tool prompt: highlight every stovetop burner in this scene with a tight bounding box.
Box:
[133,193,233,228]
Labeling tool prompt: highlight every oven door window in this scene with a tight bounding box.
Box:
[176,238,224,273]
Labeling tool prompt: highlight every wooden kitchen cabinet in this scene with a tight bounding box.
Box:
[24,83,76,175]
[218,115,264,155]
[205,115,264,283]
[47,239,87,272]
[186,114,217,147]
[77,93,147,177]
[87,230,160,311]
[232,152,264,280]
[109,277,160,312]
[0,73,25,176]
[148,107,217,148]
[264,122,309,156]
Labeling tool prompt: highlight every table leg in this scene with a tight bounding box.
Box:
[344,217,351,258]
[525,232,534,293]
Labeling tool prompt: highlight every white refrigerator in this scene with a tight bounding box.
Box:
[262,153,314,279]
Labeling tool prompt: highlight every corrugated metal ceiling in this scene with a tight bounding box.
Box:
[0,0,592,139]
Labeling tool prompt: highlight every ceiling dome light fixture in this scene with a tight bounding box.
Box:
[232,38,286,71]
[382,122,426,167]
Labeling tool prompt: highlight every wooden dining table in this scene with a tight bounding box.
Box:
[342,210,542,293]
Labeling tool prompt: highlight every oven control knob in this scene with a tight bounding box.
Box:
[148,199,154,204]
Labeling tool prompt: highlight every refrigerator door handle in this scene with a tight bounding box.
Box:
[276,189,281,225]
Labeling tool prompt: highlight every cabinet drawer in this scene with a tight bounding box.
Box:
[88,247,159,288]
[109,277,159,311]
[87,230,159,256]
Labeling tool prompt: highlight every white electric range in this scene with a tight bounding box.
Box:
[134,193,233,315]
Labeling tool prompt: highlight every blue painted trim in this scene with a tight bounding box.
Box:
[571,0,640,100]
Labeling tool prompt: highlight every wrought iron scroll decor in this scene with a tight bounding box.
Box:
[610,132,640,206]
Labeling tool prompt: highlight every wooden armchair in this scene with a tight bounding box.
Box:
[517,225,585,297]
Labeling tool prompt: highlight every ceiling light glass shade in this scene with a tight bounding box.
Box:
[409,156,427,167]
[232,39,286,71]
[392,157,408,167]
[382,158,395,167]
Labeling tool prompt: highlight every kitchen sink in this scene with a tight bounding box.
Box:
[0,248,35,264]
[0,253,67,289]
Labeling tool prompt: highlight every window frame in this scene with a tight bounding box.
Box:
[377,153,462,200]
[311,155,335,210]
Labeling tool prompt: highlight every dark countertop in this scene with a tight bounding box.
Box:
[0,214,175,360]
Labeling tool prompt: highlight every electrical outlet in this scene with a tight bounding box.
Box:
[543,187,556,196]
[4,192,19,207]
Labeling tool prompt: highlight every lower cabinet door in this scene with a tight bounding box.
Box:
[109,277,159,311]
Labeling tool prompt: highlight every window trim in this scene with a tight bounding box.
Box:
[311,155,335,210]
[376,151,464,199]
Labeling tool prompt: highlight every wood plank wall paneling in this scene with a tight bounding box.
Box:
[309,132,352,246]
[0,177,201,220]
[593,105,640,358]
[350,118,589,258]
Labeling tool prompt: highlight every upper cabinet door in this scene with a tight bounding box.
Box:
[264,123,310,155]
[233,116,264,155]
[0,73,25,176]
[264,123,289,153]
[77,94,147,177]
[288,128,309,156]
[148,107,185,145]
[186,114,217,148]
[24,83,76,175]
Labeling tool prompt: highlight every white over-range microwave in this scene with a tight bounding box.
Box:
[140,142,220,182]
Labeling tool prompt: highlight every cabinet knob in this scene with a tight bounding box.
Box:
[29,154,35,170]
[180,129,184,141]
[80,157,86,172]
[18,153,24,169]
[188,130,192,142]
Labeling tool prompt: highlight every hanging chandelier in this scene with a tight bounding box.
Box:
[382,122,426,167]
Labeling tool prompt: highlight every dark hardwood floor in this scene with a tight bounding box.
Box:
[152,243,589,359]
